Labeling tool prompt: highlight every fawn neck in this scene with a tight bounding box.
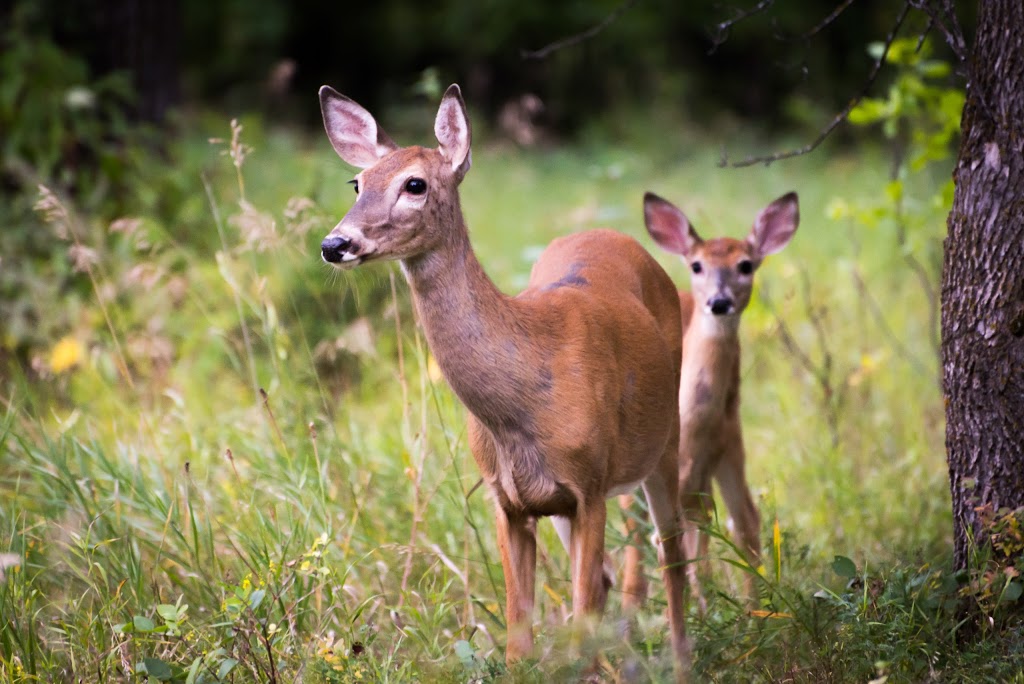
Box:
[680,296,742,418]
[402,201,539,436]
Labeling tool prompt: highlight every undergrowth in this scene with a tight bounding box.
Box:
[1,52,1021,680]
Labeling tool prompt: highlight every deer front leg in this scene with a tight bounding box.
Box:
[715,443,761,603]
[568,501,611,619]
[496,508,537,663]
[552,515,616,607]
[679,463,713,614]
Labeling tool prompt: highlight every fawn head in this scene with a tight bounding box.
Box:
[644,191,799,324]
[318,84,472,268]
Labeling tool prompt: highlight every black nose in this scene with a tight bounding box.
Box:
[321,235,352,263]
[708,297,733,315]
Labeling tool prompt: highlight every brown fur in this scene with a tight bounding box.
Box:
[318,85,692,680]
[621,191,799,613]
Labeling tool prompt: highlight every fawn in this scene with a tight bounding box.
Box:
[620,191,799,612]
[317,84,691,680]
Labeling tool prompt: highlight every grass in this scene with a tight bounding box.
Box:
[1,103,1020,683]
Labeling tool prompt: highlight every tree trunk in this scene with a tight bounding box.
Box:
[943,0,1024,569]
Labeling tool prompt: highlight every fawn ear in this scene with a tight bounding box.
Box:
[748,192,799,258]
[435,84,472,179]
[319,86,398,168]
[643,192,702,257]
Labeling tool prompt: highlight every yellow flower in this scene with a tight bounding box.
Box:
[49,336,84,373]
[427,355,443,383]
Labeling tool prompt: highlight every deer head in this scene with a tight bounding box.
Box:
[318,84,472,268]
[644,191,799,325]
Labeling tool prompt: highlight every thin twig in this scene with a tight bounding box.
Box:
[802,0,859,40]
[709,0,777,54]
[521,0,642,60]
[724,2,911,168]
[259,388,291,460]
[908,0,968,65]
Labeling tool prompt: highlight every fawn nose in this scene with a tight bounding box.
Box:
[321,235,353,263]
[708,296,734,316]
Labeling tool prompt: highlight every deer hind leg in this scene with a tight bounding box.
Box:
[617,493,649,612]
[642,445,692,682]
[496,508,538,663]
[715,445,762,603]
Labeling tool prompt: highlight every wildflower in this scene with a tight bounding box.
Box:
[109,217,142,237]
[230,200,279,253]
[34,184,72,239]
[49,337,84,374]
[69,244,99,273]
[0,553,20,582]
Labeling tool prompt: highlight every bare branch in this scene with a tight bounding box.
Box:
[908,0,968,65]
[522,0,642,60]
[802,0,859,41]
[709,0,777,54]
[722,2,911,168]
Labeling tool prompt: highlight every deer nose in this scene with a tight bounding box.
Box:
[708,296,734,316]
[321,235,352,263]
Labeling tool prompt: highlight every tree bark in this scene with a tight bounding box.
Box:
[943,0,1024,569]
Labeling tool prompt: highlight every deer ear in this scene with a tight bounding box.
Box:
[319,86,398,169]
[643,192,702,257]
[434,84,472,179]
[747,192,799,258]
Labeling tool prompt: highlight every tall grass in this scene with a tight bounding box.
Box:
[2,106,1017,683]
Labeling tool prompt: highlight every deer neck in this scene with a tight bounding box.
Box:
[402,205,539,437]
[680,310,741,418]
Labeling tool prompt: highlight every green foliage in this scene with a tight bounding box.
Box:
[0,84,1004,681]
[0,1,153,362]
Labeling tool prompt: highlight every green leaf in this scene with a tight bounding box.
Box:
[186,657,203,684]
[133,615,156,632]
[848,98,889,125]
[918,60,951,79]
[248,589,266,610]
[832,555,858,578]
[1003,580,1023,603]
[112,622,130,634]
[217,658,239,680]
[156,604,179,621]
[454,639,477,668]
[142,657,173,681]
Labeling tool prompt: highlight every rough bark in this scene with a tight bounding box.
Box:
[943,0,1024,569]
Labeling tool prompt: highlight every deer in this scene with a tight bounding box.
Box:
[317,83,692,680]
[619,191,799,613]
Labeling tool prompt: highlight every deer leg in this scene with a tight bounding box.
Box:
[496,508,537,663]
[568,501,611,619]
[553,515,615,607]
[618,493,649,612]
[642,446,691,682]
[715,445,761,603]
[679,471,712,615]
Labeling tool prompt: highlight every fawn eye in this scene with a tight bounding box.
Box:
[348,179,359,194]
[691,262,703,274]
[737,260,753,275]
[405,178,427,195]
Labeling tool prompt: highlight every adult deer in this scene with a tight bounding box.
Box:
[621,191,799,612]
[317,84,691,679]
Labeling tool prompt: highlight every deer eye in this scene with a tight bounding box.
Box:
[737,260,753,275]
[348,179,359,194]
[691,262,703,274]
[405,178,427,195]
